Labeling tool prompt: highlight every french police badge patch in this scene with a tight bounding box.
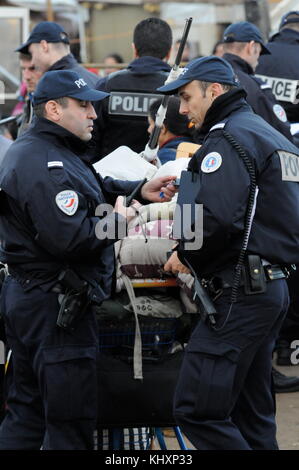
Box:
[273,104,287,122]
[201,152,222,173]
[55,190,79,216]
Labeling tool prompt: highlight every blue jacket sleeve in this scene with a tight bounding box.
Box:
[18,166,128,261]
[187,136,251,260]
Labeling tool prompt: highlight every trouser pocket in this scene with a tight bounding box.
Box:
[43,345,97,421]
[175,338,241,420]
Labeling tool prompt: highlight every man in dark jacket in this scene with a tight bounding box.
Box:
[221,21,294,142]
[256,10,299,374]
[93,17,172,159]
[15,21,98,88]
[0,69,176,450]
[256,11,299,125]
[161,56,299,449]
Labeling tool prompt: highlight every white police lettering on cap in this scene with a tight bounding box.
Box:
[55,190,78,216]
[74,78,87,89]
[201,152,222,173]
[273,104,287,122]
[179,67,188,76]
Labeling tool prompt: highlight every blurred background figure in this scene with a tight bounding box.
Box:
[174,39,192,63]
[221,21,294,143]
[212,40,224,57]
[0,133,12,164]
[148,96,195,165]
[12,53,42,116]
[256,11,299,126]
[16,21,98,88]
[103,53,124,76]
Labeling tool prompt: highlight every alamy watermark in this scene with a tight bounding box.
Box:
[0,80,5,105]
[290,340,299,365]
[94,203,203,250]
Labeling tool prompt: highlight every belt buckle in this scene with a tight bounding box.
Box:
[264,265,286,281]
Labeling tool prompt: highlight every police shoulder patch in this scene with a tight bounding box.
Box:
[273,104,287,122]
[55,190,78,216]
[201,152,222,173]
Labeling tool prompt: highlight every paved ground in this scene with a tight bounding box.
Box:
[275,362,299,450]
[163,361,299,450]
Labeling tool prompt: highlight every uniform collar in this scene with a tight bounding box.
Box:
[127,56,171,73]
[222,53,254,75]
[196,87,249,142]
[48,53,78,72]
[270,28,299,45]
[31,117,93,160]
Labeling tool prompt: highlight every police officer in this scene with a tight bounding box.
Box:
[256,11,299,126]
[161,56,299,449]
[93,17,172,159]
[221,21,294,142]
[256,11,299,370]
[0,70,176,450]
[15,21,98,88]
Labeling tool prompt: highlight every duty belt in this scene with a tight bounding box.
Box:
[203,264,288,300]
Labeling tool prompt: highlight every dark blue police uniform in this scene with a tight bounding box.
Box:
[158,55,299,449]
[256,28,299,124]
[174,88,299,450]
[93,57,171,159]
[0,116,143,450]
[222,53,294,141]
[47,53,99,88]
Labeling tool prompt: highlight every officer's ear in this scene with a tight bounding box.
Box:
[245,40,256,56]
[132,43,138,58]
[39,40,49,54]
[208,83,224,100]
[44,100,64,122]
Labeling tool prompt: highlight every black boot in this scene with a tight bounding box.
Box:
[272,367,299,393]
[276,340,294,366]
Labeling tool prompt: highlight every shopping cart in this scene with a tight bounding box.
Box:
[96,277,192,450]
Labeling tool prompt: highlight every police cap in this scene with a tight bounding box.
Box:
[32,70,109,106]
[279,11,299,30]
[222,21,270,55]
[16,21,70,54]
[157,56,238,95]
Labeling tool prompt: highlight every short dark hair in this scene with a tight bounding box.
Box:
[149,96,194,137]
[19,52,32,61]
[104,53,124,63]
[197,80,234,96]
[33,96,69,118]
[133,18,172,59]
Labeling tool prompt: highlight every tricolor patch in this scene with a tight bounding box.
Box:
[273,104,287,122]
[55,190,78,216]
[201,152,222,173]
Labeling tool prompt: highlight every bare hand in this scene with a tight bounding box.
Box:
[113,196,142,223]
[164,252,191,275]
[141,175,178,203]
